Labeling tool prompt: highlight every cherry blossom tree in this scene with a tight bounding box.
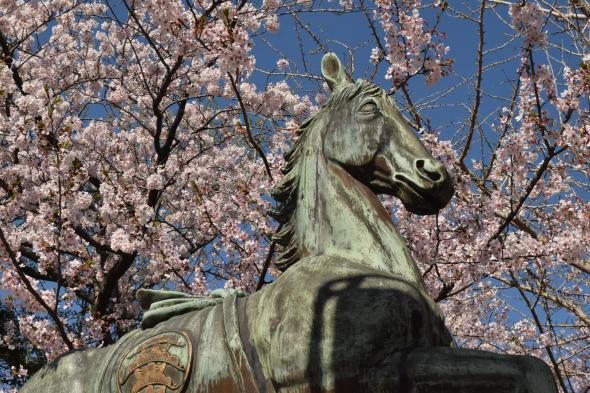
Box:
[0,0,308,381]
[0,1,588,392]
[367,2,589,391]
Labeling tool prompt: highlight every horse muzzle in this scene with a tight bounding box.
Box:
[392,158,454,215]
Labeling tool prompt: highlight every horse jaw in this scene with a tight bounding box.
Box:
[363,154,455,216]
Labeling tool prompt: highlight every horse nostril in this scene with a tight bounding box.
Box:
[427,170,442,182]
[415,159,443,183]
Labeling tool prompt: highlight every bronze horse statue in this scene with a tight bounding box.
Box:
[21,53,557,393]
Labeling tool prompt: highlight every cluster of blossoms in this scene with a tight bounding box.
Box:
[509,3,547,47]
[557,66,590,162]
[0,0,312,366]
[0,365,27,391]
[557,66,590,113]
[390,124,590,390]
[339,0,354,9]
[508,2,590,165]
[373,0,451,88]
[376,3,590,389]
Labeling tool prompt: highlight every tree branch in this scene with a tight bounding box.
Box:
[570,0,590,17]
[153,56,184,157]
[256,231,280,291]
[73,225,117,255]
[227,72,274,181]
[489,0,587,19]
[0,30,26,95]
[497,275,590,326]
[508,271,570,392]
[0,227,73,350]
[459,0,485,168]
[489,148,559,242]
[94,251,137,317]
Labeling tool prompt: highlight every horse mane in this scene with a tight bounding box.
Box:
[269,80,383,271]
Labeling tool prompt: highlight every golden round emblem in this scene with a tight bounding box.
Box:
[117,331,192,393]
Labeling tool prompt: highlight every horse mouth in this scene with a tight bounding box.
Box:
[396,173,455,214]
[369,170,451,215]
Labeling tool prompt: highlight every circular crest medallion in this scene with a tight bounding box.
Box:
[117,331,192,393]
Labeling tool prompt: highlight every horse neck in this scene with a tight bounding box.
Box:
[293,126,425,288]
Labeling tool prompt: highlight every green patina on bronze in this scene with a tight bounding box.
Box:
[20,53,557,393]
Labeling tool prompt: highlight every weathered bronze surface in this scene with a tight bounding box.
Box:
[20,53,558,393]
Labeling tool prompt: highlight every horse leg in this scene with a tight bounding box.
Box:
[358,347,557,393]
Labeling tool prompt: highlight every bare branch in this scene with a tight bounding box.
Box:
[459,0,486,167]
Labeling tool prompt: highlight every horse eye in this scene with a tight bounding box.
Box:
[359,101,378,113]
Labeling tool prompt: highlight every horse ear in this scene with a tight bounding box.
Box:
[321,52,353,91]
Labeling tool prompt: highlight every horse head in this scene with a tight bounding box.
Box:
[320,53,454,215]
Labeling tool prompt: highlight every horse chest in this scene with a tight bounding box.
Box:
[247,256,452,391]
